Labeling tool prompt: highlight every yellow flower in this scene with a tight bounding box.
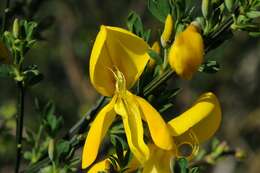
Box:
[168,22,204,79]
[82,25,173,169]
[142,92,222,173]
[161,14,174,48]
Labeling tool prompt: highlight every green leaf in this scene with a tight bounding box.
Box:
[148,0,171,22]
[147,49,163,65]
[56,140,71,159]
[199,60,220,73]
[23,65,44,87]
[249,31,260,37]
[246,11,260,18]
[189,167,200,173]
[126,11,151,42]
[127,11,144,37]
[174,158,189,173]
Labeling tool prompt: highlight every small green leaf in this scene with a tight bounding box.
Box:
[174,158,189,173]
[189,167,200,173]
[148,0,171,22]
[199,60,220,74]
[127,11,144,37]
[56,140,71,159]
[246,11,260,18]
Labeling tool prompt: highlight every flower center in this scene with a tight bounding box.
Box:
[110,68,127,97]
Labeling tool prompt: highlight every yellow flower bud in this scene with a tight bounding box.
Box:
[161,14,174,47]
[148,41,160,68]
[168,22,204,79]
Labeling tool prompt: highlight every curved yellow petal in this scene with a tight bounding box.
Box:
[167,92,222,143]
[136,96,173,150]
[82,97,117,169]
[89,25,150,96]
[87,159,110,173]
[168,23,204,79]
[143,144,174,173]
[114,91,150,164]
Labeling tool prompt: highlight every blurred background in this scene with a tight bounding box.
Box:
[0,0,260,172]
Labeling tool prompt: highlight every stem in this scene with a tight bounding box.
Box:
[162,48,168,70]
[1,0,10,34]
[15,82,25,173]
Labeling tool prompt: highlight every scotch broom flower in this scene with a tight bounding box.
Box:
[82,25,173,169]
[142,92,222,173]
[161,14,174,47]
[168,22,204,79]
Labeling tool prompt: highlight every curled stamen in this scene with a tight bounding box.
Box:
[106,66,127,95]
[175,129,199,159]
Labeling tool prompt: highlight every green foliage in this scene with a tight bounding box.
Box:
[127,11,151,42]
[199,61,220,74]
[148,0,171,22]
[173,158,200,173]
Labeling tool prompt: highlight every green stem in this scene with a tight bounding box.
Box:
[1,0,10,34]
[15,82,25,173]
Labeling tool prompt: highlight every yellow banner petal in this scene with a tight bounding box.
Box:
[114,91,150,164]
[136,95,174,150]
[167,92,222,143]
[89,26,150,96]
[82,97,116,169]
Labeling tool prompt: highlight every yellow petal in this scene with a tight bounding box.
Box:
[89,25,150,96]
[167,92,222,143]
[161,14,174,47]
[82,97,117,168]
[114,91,150,164]
[136,95,173,150]
[87,159,110,173]
[168,23,204,79]
[143,144,174,173]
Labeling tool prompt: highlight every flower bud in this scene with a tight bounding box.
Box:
[13,18,19,38]
[161,14,174,48]
[202,0,211,18]
[148,41,160,68]
[48,139,55,161]
[168,22,204,79]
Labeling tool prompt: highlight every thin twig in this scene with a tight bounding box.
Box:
[1,0,11,34]
[15,82,25,173]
